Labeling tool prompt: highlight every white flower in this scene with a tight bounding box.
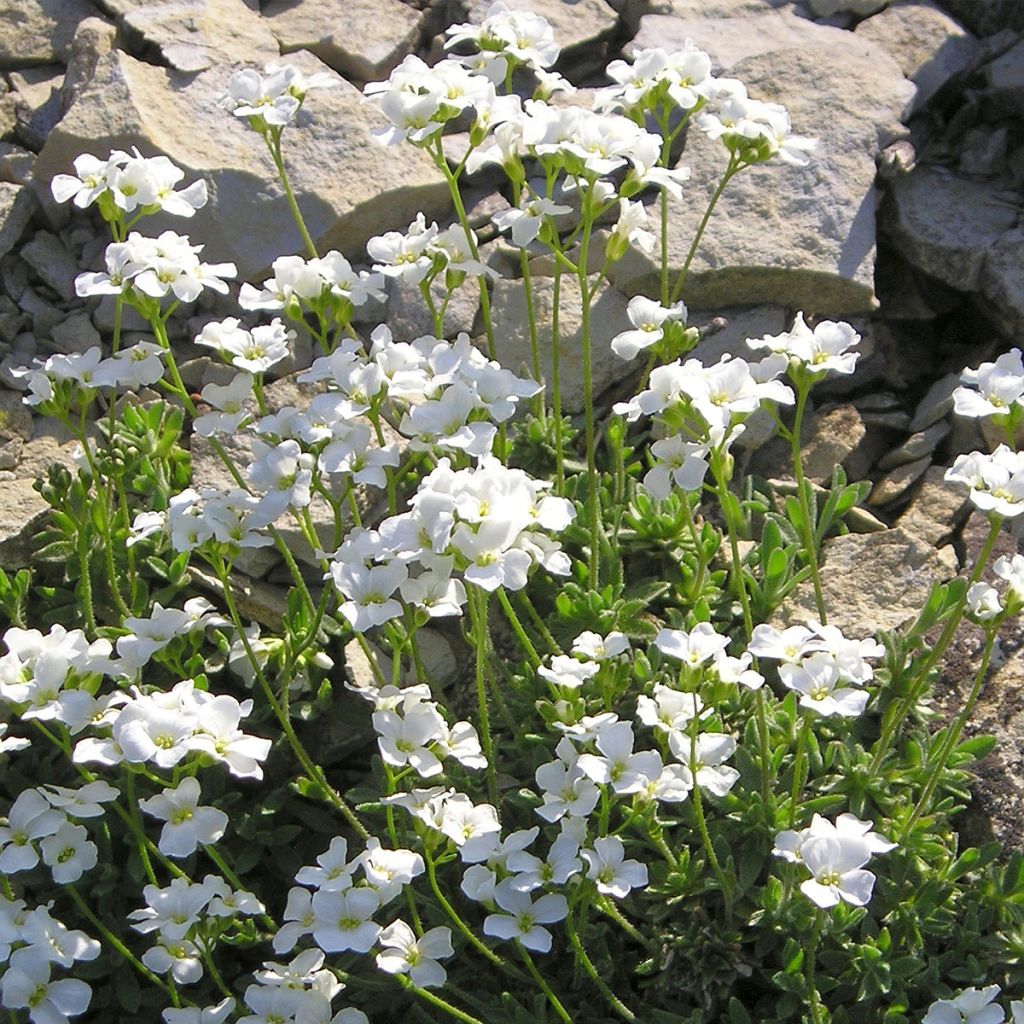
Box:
[954,349,1024,420]
[376,921,453,989]
[538,654,600,690]
[311,888,381,953]
[946,446,1024,518]
[668,731,739,797]
[749,312,860,377]
[576,721,661,796]
[1,950,92,1024]
[483,879,568,953]
[581,836,648,898]
[923,986,1004,1024]
[779,654,869,719]
[163,998,236,1024]
[611,296,686,361]
[139,777,228,858]
[571,631,629,661]
[0,789,65,874]
[788,831,883,909]
[39,821,98,884]
[967,582,1003,621]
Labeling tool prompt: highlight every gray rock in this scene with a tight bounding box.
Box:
[886,166,1018,291]
[987,38,1024,114]
[959,125,1009,179]
[61,17,119,117]
[876,420,950,470]
[809,0,883,15]
[856,1,978,110]
[0,144,36,186]
[264,0,424,83]
[116,0,279,73]
[909,371,959,431]
[0,184,38,259]
[0,436,22,470]
[687,305,787,364]
[462,0,619,52]
[20,230,81,302]
[0,477,50,568]
[0,388,34,441]
[50,311,101,353]
[613,10,914,315]
[980,227,1024,340]
[34,50,450,280]
[0,0,99,69]
[771,526,951,636]
[386,275,480,343]
[867,454,931,506]
[188,565,288,630]
[10,64,64,150]
[488,273,629,414]
[896,463,969,545]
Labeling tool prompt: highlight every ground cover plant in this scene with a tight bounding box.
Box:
[2,5,1024,1022]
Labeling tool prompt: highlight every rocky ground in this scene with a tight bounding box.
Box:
[1,0,1023,839]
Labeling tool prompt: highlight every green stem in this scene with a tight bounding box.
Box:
[789,713,811,828]
[469,588,499,809]
[213,557,369,839]
[791,385,827,624]
[869,515,1002,774]
[670,155,739,305]
[690,715,732,912]
[516,591,560,656]
[711,451,753,638]
[806,911,826,1024]
[66,884,177,999]
[550,258,566,490]
[496,587,541,668]
[517,943,572,1024]
[203,844,277,932]
[423,848,507,969]
[519,248,545,421]
[903,625,999,840]
[401,978,485,1024]
[576,184,600,585]
[267,129,318,259]
[565,910,637,1022]
[596,897,647,946]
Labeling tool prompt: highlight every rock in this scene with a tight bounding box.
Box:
[856,1,978,110]
[809,0,883,15]
[771,526,951,636]
[885,166,1017,292]
[61,17,119,117]
[0,184,37,258]
[980,227,1024,340]
[20,230,81,302]
[876,421,950,470]
[613,11,914,315]
[0,144,36,186]
[264,0,424,83]
[50,311,101,353]
[462,0,619,53]
[386,275,480,343]
[959,125,1009,179]
[0,477,51,568]
[0,0,98,69]
[115,0,279,74]
[488,273,629,414]
[868,454,931,506]
[0,436,22,469]
[942,0,1023,37]
[653,0,790,17]
[909,371,959,431]
[10,64,64,150]
[0,388,34,441]
[688,305,787,364]
[986,38,1024,114]
[896,463,969,544]
[34,50,450,280]
[188,565,288,630]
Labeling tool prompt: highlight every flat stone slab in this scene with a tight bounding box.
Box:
[0,0,99,69]
[611,10,915,316]
[34,49,451,280]
[264,0,424,83]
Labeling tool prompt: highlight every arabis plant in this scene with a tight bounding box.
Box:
[3,4,1022,1023]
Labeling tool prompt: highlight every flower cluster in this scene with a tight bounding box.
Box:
[221,63,336,129]
[750,621,883,719]
[773,813,894,908]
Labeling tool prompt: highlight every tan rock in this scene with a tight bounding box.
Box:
[868,454,931,507]
[488,273,630,414]
[264,0,424,82]
[0,184,37,259]
[896,464,969,545]
[771,526,951,636]
[0,0,99,69]
[462,0,619,52]
[613,10,914,315]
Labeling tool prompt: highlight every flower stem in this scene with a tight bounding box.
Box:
[565,911,637,1022]
[469,587,499,809]
[517,943,572,1024]
[400,977,485,1024]
[789,713,811,828]
[791,385,827,624]
[670,155,739,305]
[551,261,565,490]
[903,624,999,841]
[869,515,1002,774]
[690,716,733,913]
[66,884,176,999]
[267,129,318,259]
[496,587,541,668]
[519,248,545,421]
[806,910,826,1024]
